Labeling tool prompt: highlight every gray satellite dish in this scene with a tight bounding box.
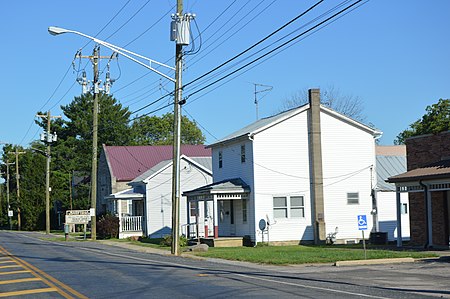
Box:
[259,219,267,231]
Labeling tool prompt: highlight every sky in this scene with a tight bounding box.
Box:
[1,0,449,151]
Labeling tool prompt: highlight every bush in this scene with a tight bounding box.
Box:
[160,235,188,247]
[96,214,119,239]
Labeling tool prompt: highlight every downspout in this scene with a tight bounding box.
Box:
[419,180,432,248]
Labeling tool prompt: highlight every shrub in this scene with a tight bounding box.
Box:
[160,235,188,247]
[96,214,119,239]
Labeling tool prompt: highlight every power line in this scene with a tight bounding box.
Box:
[183,0,364,101]
[184,0,324,90]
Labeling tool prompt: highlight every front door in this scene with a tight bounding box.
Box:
[230,200,236,236]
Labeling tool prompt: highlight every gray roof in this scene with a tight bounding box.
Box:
[209,105,307,147]
[130,156,212,184]
[183,178,250,195]
[376,155,407,191]
[208,104,380,148]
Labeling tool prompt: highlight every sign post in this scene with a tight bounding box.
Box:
[357,215,368,259]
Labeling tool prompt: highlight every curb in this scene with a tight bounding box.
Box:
[334,257,415,267]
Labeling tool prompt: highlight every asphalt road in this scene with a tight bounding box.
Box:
[0,231,449,299]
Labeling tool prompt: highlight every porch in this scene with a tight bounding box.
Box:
[183,178,251,244]
[105,188,145,239]
[388,159,450,249]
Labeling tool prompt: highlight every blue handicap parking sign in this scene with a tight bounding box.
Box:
[357,215,368,230]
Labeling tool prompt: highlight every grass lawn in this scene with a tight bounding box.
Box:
[109,237,171,250]
[191,245,438,265]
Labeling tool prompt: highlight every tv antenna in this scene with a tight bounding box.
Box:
[253,83,273,120]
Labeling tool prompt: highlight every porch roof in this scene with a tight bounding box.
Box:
[386,159,450,193]
[183,178,250,199]
[387,159,450,184]
[105,188,144,200]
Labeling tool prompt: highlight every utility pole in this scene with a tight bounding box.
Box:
[37,110,61,234]
[75,46,114,240]
[91,45,100,240]
[8,149,26,230]
[5,160,14,230]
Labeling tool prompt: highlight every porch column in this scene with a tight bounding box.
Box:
[204,200,208,238]
[395,189,402,247]
[426,188,433,247]
[213,195,218,238]
[186,198,191,238]
[117,199,122,233]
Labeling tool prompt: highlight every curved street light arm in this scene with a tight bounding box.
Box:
[48,26,175,82]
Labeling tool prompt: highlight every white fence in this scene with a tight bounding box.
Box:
[121,216,143,232]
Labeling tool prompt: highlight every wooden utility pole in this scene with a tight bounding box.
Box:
[171,0,184,256]
[75,47,112,240]
[90,45,100,240]
[5,160,14,230]
[37,110,61,234]
[8,149,26,230]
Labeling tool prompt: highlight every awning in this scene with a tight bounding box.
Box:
[183,178,250,201]
[105,188,145,200]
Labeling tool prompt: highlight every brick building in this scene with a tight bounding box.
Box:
[388,131,450,248]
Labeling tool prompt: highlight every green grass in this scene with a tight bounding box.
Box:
[191,245,438,265]
[108,237,171,249]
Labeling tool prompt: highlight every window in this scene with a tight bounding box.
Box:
[218,151,223,168]
[290,196,305,218]
[242,199,247,223]
[273,197,288,218]
[273,196,305,219]
[401,203,408,214]
[190,201,198,216]
[241,145,246,163]
[347,192,359,204]
[128,200,133,215]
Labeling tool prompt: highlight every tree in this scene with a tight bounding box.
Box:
[280,86,366,122]
[129,113,206,145]
[395,99,450,145]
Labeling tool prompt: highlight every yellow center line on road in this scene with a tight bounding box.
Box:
[0,265,21,269]
[0,246,88,299]
[0,277,42,285]
[0,287,58,298]
[0,270,31,275]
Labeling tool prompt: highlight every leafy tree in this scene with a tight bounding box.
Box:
[129,113,206,145]
[280,86,366,122]
[395,99,450,145]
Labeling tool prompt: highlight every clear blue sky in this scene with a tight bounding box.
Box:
[1,0,449,149]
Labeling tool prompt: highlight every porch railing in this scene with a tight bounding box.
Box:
[121,216,143,232]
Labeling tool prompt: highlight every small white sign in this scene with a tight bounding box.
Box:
[65,214,91,224]
[89,208,95,217]
[8,210,13,217]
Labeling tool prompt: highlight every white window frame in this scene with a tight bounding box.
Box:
[273,195,305,219]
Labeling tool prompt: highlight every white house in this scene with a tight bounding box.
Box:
[100,145,211,239]
[375,145,410,242]
[184,89,382,245]
[128,155,212,239]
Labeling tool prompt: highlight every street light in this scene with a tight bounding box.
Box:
[49,17,189,254]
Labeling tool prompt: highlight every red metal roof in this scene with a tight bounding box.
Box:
[104,144,211,181]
